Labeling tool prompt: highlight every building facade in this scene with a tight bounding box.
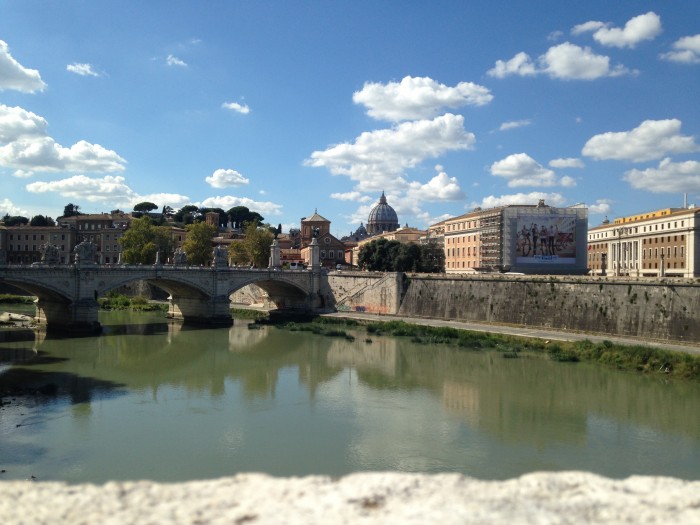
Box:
[587,207,700,278]
[442,200,589,275]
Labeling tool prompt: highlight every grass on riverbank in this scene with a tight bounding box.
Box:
[267,316,700,382]
[230,308,269,320]
[0,294,35,305]
[98,293,168,312]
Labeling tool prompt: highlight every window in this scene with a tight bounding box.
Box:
[320,250,326,259]
[329,250,334,259]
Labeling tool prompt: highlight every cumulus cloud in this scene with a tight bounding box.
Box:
[0,197,28,216]
[549,157,584,169]
[588,199,613,215]
[352,76,493,121]
[222,102,251,114]
[166,54,187,67]
[26,174,190,209]
[205,168,250,188]
[0,40,46,93]
[582,119,699,162]
[330,191,372,202]
[471,192,567,209]
[66,63,100,77]
[489,43,632,80]
[660,34,700,64]
[490,153,576,188]
[487,52,538,78]
[405,166,465,202]
[0,104,126,174]
[499,120,531,131]
[305,113,475,191]
[623,158,700,193]
[572,12,662,49]
[199,195,283,216]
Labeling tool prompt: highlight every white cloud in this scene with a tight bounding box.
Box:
[330,191,372,202]
[12,169,33,178]
[499,119,531,131]
[549,157,584,169]
[0,40,46,93]
[573,12,662,49]
[66,63,100,77]
[623,158,700,193]
[205,168,250,188]
[305,113,475,191]
[661,34,700,64]
[487,52,537,78]
[471,192,567,209]
[199,196,283,216]
[490,153,576,188]
[26,175,190,209]
[352,76,493,121]
[582,119,699,162]
[489,43,632,80]
[541,42,632,80]
[406,166,465,202]
[589,199,613,215]
[0,197,28,217]
[222,102,251,114]
[166,54,187,67]
[547,30,564,42]
[0,104,126,174]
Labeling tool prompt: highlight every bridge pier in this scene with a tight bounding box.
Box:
[167,294,233,327]
[35,297,102,334]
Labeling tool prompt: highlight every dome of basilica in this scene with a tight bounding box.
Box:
[367,192,399,235]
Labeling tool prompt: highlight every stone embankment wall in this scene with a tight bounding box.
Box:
[398,275,700,343]
[326,273,700,343]
[325,272,403,315]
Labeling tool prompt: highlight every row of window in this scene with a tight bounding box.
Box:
[446,247,478,257]
[589,220,687,240]
[588,245,685,260]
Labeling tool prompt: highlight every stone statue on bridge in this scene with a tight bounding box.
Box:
[173,248,188,266]
[39,243,61,265]
[211,246,228,268]
[73,239,98,266]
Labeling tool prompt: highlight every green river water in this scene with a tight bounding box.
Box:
[1,308,699,484]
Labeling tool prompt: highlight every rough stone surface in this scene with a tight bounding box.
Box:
[1,472,699,524]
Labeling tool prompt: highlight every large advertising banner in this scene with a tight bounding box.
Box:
[515,215,576,264]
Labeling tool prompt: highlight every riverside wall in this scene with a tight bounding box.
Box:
[327,273,700,344]
[399,275,700,343]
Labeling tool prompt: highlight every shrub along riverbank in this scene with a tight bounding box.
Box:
[98,293,168,312]
[261,315,700,382]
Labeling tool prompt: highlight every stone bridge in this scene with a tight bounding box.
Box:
[0,263,327,333]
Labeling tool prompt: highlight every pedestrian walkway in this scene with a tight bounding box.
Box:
[322,312,700,356]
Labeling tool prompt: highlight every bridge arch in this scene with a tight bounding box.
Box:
[226,274,317,310]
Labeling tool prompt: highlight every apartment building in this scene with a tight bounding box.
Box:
[588,206,700,278]
[442,200,589,275]
[1,225,76,264]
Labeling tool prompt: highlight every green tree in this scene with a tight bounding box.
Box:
[173,205,200,225]
[2,214,29,226]
[118,216,174,264]
[30,215,55,227]
[227,221,274,267]
[182,222,216,266]
[133,201,158,213]
[61,203,82,218]
[226,206,264,229]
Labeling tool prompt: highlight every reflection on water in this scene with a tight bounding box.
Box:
[0,310,699,484]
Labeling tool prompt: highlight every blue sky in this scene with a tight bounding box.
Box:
[1,1,699,236]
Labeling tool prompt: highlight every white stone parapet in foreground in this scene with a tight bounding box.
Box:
[1,472,699,524]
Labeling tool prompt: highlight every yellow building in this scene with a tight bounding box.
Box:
[587,206,700,278]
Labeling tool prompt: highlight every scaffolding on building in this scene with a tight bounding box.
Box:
[478,209,503,270]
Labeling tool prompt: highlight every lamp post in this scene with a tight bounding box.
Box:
[660,250,665,277]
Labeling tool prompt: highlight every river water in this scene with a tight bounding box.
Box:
[1,309,699,484]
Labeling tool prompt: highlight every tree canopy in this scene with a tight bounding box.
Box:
[133,201,158,213]
[118,216,174,264]
[173,205,200,225]
[61,203,82,218]
[1,214,29,226]
[358,239,444,273]
[30,215,55,227]
[227,206,264,229]
[182,222,216,265]
[227,221,274,268]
